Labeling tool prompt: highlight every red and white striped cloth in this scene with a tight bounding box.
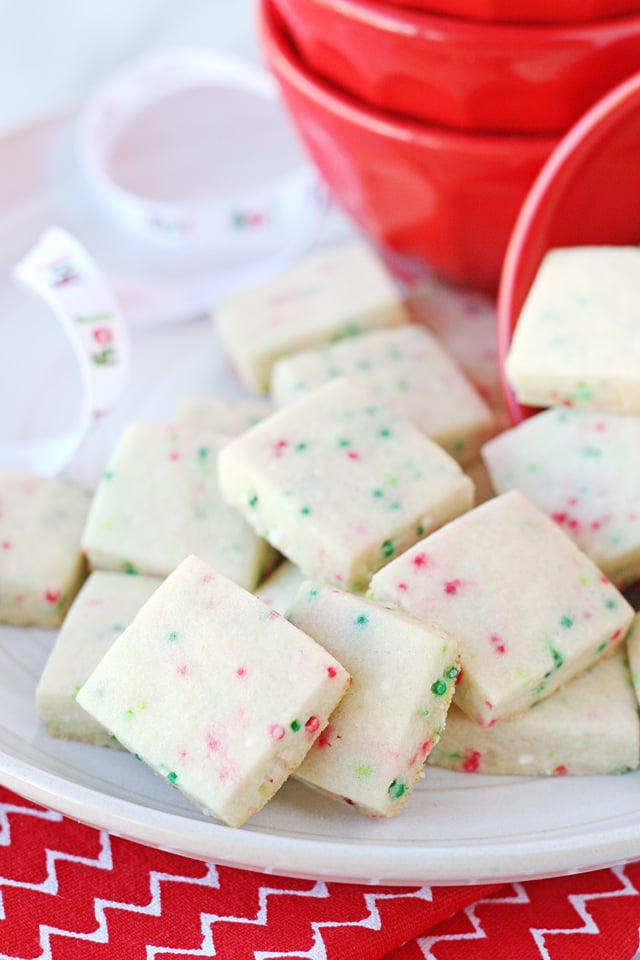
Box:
[0,785,638,960]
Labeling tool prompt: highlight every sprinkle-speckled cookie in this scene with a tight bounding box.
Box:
[483,408,640,587]
[0,466,90,627]
[429,648,639,776]
[215,240,409,392]
[36,570,161,746]
[77,555,350,828]
[270,325,494,465]
[369,491,634,725]
[218,379,474,591]
[81,423,277,588]
[505,246,640,412]
[287,582,459,816]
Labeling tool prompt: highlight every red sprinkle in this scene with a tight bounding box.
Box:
[397,582,408,592]
[177,663,188,677]
[305,716,320,735]
[347,450,360,461]
[1,541,11,550]
[327,666,337,678]
[462,750,482,773]
[553,765,568,776]
[45,590,61,605]
[168,450,181,461]
[268,724,286,742]
[236,666,247,677]
[490,633,507,655]
[444,579,463,596]
[610,629,623,642]
[317,725,333,749]
[412,552,429,570]
[273,439,288,457]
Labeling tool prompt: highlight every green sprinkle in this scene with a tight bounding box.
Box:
[291,719,301,732]
[606,599,616,609]
[122,561,138,575]
[372,489,384,499]
[197,447,209,461]
[338,438,350,447]
[597,641,608,652]
[533,681,546,695]
[381,540,395,558]
[166,771,178,784]
[309,587,319,598]
[296,441,308,451]
[356,763,372,778]
[387,779,407,800]
[103,470,114,481]
[416,524,425,536]
[355,614,368,626]
[527,462,539,474]
[446,666,460,680]
[168,631,178,642]
[560,615,573,629]
[248,495,258,507]
[431,679,447,696]
[124,709,135,720]
[582,445,601,458]
[111,624,124,634]
[379,428,392,438]
[452,439,466,454]
[550,647,564,670]
[389,501,401,511]
[300,506,311,516]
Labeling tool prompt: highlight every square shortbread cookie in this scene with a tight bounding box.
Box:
[36,570,162,746]
[369,490,634,725]
[76,555,350,827]
[0,467,91,627]
[429,648,639,777]
[218,379,474,591]
[287,582,459,816]
[81,423,277,588]
[505,246,640,412]
[270,325,494,465]
[483,408,640,587]
[215,240,409,392]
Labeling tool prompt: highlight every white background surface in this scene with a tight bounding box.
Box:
[0,0,258,136]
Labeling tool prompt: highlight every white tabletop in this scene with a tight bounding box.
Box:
[1,0,257,137]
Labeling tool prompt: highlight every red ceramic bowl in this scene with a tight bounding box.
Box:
[259,0,557,291]
[273,0,640,134]
[379,0,640,23]
[497,70,640,424]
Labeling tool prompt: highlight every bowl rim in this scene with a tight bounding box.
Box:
[496,68,640,424]
[260,0,558,152]
[280,0,640,41]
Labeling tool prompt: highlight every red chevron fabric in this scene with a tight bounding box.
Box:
[0,785,638,960]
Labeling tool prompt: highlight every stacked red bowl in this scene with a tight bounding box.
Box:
[259,0,640,290]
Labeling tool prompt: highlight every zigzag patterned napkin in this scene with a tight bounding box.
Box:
[0,786,637,960]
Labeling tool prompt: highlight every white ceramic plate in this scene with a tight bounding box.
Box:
[2,107,640,887]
